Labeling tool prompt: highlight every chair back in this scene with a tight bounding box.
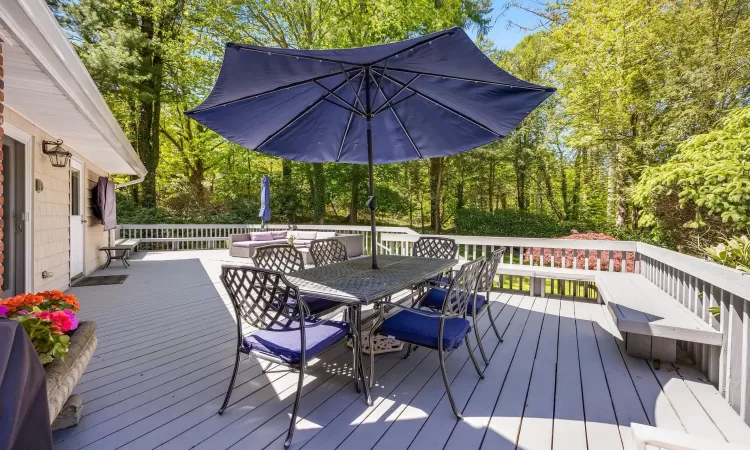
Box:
[476,247,506,292]
[253,244,304,274]
[441,258,485,317]
[220,265,305,331]
[309,238,348,267]
[412,237,458,259]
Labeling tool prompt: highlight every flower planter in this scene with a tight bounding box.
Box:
[45,320,97,430]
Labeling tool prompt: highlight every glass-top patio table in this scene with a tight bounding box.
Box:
[287,255,458,405]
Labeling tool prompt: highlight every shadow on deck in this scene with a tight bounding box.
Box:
[52,250,750,450]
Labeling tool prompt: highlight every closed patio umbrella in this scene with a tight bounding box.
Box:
[259,175,271,228]
[185,27,554,269]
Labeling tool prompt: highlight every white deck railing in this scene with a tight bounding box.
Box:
[118,222,750,422]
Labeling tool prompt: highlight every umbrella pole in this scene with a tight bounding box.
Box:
[365,67,378,269]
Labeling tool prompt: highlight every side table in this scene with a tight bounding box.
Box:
[99,246,131,269]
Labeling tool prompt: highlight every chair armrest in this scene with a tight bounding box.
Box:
[230,233,252,244]
[374,301,440,318]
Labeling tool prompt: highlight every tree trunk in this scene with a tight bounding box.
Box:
[136,15,162,208]
[515,160,526,210]
[429,158,443,232]
[312,163,325,224]
[560,155,569,220]
[571,148,582,220]
[406,164,413,226]
[488,157,495,212]
[349,165,361,225]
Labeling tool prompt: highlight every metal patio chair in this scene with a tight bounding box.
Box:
[412,236,459,259]
[420,247,506,364]
[253,244,340,315]
[411,236,459,287]
[309,238,348,267]
[368,258,486,419]
[219,265,356,449]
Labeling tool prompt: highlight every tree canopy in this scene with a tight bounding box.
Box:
[52,0,750,252]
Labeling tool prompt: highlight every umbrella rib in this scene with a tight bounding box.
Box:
[340,64,366,113]
[373,69,501,137]
[236,45,364,67]
[256,77,353,151]
[337,74,365,162]
[383,92,417,110]
[368,30,454,67]
[373,67,553,92]
[370,59,389,111]
[371,74,420,116]
[314,80,365,116]
[186,67,361,114]
[368,71,422,159]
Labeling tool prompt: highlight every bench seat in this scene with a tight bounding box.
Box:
[494,263,599,295]
[495,264,599,280]
[596,272,721,362]
[490,262,721,362]
[114,238,141,251]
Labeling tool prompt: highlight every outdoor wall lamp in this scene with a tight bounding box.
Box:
[42,139,72,168]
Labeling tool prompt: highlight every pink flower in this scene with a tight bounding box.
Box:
[35,310,76,333]
[64,310,79,331]
[0,304,7,317]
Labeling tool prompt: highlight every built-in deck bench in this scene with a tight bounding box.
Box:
[494,263,722,362]
[495,263,598,295]
[596,272,722,362]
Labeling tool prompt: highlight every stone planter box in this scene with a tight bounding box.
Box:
[45,320,97,430]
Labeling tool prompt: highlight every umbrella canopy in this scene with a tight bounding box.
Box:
[186,27,554,268]
[259,175,271,226]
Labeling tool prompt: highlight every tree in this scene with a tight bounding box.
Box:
[55,0,191,207]
[633,107,750,246]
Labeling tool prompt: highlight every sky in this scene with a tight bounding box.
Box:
[471,0,542,51]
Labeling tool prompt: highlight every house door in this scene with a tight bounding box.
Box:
[2,136,26,297]
[70,158,85,279]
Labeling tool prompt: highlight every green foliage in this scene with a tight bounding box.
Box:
[454,208,577,238]
[13,316,70,365]
[117,195,261,224]
[55,0,750,247]
[704,236,750,274]
[633,107,750,245]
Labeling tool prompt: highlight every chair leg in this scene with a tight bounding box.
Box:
[466,335,485,379]
[284,362,305,449]
[439,346,462,419]
[486,299,503,342]
[218,347,242,415]
[473,313,490,364]
[369,328,376,388]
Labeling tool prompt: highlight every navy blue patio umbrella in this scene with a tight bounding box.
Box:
[186,27,554,269]
[259,175,271,228]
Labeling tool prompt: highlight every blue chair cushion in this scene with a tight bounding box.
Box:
[421,288,487,315]
[301,295,341,315]
[379,309,471,350]
[243,318,349,364]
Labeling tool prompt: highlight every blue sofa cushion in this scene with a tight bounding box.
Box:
[243,318,349,364]
[379,309,471,350]
[421,288,486,315]
[301,295,341,315]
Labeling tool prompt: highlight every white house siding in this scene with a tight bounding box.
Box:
[6,107,110,292]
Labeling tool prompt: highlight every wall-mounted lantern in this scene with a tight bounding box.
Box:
[42,139,72,168]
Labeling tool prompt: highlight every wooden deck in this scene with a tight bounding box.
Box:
[53,250,750,450]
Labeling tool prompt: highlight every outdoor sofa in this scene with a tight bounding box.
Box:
[229,230,364,259]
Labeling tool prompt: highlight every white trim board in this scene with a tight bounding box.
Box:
[0,0,146,177]
[3,121,34,293]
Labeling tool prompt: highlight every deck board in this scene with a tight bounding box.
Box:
[515,296,561,450]
[553,298,588,450]
[477,296,548,449]
[52,250,750,450]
